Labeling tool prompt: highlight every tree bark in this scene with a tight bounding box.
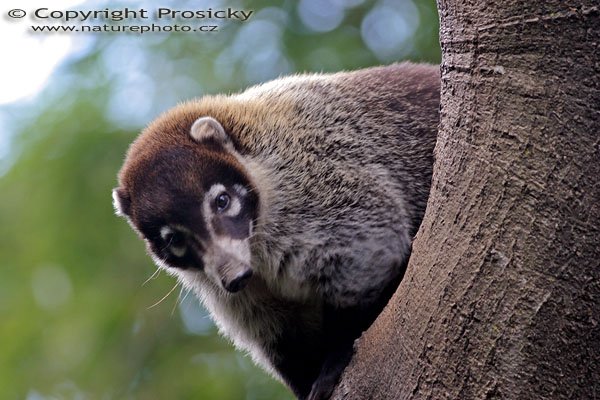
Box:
[332,1,600,399]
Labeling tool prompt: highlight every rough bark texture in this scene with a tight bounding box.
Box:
[332,1,600,399]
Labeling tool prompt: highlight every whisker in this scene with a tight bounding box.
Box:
[147,281,179,309]
[158,249,171,265]
[172,273,200,315]
[244,185,259,194]
[159,234,174,253]
[172,284,188,316]
[142,267,162,287]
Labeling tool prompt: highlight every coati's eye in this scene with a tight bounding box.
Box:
[216,192,231,212]
[160,226,187,257]
[169,231,186,248]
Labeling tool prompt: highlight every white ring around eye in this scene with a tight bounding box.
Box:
[206,183,242,217]
[224,197,241,217]
[160,225,187,257]
[160,226,173,240]
[233,184,248,197]
[207,184,227,200]
[170,245,186,258]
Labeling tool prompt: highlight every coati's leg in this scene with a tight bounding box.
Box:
[306,306,357,400]
[307,266,406,400]
[273,334,324,399]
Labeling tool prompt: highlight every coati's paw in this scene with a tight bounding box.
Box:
[307,374,337,400]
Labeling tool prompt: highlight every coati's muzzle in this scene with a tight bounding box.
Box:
[153,224,255,293]
[159,223,255,293]
[206,239,253,293]
[150,225,255,293]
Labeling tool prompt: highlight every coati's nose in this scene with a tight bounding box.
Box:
[223,268,253,293]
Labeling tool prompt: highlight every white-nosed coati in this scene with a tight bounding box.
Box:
[113,62,440,400]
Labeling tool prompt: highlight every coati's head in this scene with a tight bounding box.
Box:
[113,114,259,293]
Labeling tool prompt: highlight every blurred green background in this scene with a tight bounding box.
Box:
[0,0,439,398]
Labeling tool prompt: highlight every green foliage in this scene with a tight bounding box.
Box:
[0,1,439,398]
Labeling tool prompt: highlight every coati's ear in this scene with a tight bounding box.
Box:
[112,187,131,217]
[190,117,232,148]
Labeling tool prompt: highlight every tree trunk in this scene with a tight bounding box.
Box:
[332,1,600,399]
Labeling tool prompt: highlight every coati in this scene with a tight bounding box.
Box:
[113,62,440,400]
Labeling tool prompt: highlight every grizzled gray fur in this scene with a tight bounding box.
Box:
[113,62,440,400]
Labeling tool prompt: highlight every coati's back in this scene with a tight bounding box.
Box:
[114,62,440,400]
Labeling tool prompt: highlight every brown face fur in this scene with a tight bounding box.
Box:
[114,115,259,292]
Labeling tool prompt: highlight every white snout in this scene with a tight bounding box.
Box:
[203,237,253,293]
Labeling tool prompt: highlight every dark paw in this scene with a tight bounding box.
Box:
[306,376,336,400]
